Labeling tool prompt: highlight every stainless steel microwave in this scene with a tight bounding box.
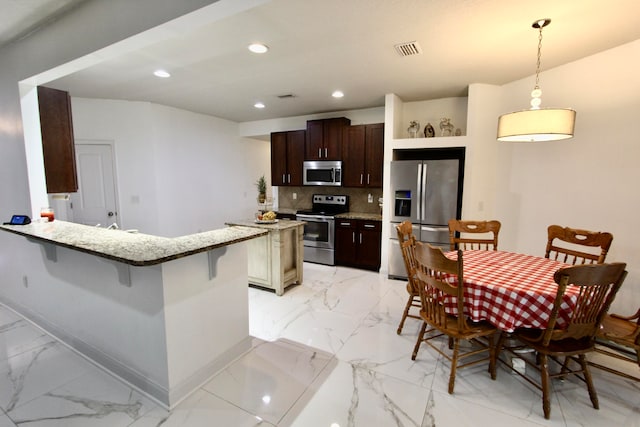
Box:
[303,160,342,186]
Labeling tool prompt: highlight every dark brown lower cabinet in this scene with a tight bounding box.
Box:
[335,219,381,271]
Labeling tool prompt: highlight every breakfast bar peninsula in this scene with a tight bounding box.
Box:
[0,220,267,409]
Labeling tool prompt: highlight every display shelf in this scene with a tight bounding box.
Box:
[391,95,469,140]
[391,135,470,150]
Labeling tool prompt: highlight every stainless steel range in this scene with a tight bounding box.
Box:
[296,194,349,265]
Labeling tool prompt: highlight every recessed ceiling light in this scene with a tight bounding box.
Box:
[153,69,171,78]
[332,90,344,98]
[248,43,269,54]
[254,102,265,109]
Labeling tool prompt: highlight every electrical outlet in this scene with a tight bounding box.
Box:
[293,193,297,200]
[367,193,373,203]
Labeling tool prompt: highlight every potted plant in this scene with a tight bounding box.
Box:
[256,175,267,203]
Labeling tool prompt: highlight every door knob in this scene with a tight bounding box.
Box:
[108,211,114,217]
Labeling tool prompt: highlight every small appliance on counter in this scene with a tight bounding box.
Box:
[3,215,31,225]
[296,194,349,265]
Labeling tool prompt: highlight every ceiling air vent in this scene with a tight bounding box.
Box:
[277,94,296,99]
[394,41,422,57]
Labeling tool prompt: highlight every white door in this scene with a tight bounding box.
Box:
[70,143,118,227]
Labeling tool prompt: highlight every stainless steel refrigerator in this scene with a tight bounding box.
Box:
[388,159,461,279]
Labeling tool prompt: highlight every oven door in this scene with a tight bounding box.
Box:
[296,214,335,249]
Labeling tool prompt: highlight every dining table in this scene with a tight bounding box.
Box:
[443,250,574,332]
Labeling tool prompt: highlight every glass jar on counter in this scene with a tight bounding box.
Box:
[40,207,55,222]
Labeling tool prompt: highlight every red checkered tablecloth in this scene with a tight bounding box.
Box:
[444,250,575,332]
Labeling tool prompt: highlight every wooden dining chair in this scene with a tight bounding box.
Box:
[589,307,640,381]
[395,221,421,335]
[448,219,501,251]
[544,225,613,265]
[412,242,497,394]
[492,262,628,420]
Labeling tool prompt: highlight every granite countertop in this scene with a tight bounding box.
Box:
[225,219,305,230]
[276,209,382,222]
[0,220,267,266]
[335,212,382,221]
[275,208,298,216]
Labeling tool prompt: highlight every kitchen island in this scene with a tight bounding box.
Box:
[0,220,267,409]
[225,219,305,295]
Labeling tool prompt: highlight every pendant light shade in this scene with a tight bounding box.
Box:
[497,19,576,142]
[497,108,576,142]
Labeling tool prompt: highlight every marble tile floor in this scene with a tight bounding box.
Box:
[0,262,639,426]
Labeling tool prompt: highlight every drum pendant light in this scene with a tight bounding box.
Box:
[497,19,576,142]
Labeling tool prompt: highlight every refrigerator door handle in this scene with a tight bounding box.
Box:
[417,162,422,221]
[421,226,449,232]
[420,162,428,223]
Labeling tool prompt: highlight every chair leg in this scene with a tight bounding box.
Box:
[580,354,599,410]
[540,354,551,420]
[412,321,427,361]
[397,294,415,335]
[448,339,460,394]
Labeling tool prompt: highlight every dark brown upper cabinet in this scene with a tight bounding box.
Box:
[37,86,78,193]
[305,117,350,161]
[342,123,384,188]
[271,130,305,186]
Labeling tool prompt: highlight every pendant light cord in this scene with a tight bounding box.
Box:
[535,25,544,90]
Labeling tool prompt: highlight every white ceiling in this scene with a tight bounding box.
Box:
[5,0,640,123]
[0,0,85,46]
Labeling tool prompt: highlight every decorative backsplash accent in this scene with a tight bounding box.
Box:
[277,187,382,214]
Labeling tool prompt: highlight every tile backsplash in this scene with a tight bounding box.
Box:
[277,186,382,214]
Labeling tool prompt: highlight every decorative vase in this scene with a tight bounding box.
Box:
[424,123,435,138]
[439,118,454,137]
[407,121,420,138]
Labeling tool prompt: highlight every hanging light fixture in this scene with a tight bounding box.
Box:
[497,19,576,142]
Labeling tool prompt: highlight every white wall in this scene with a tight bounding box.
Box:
[150,103,269,236]
[71,98,270,237]
[70,98,160,233]
[494,39,640,314]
